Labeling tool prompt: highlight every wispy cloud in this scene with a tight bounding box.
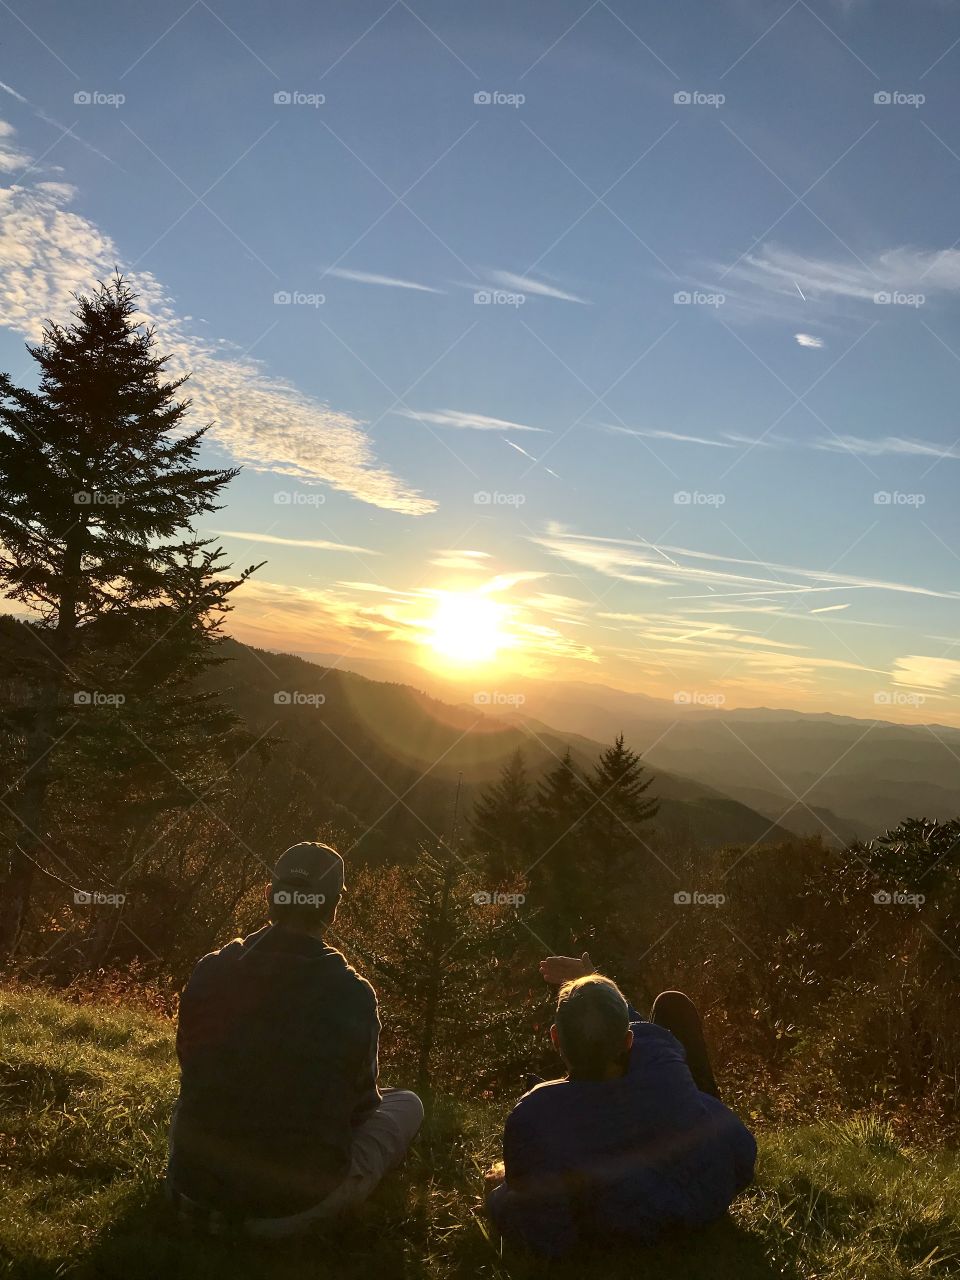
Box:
[324,267,443,293]
[532,526,960,602]
[693,598,897,631]
[722,243,960,305]
[229,573,597,673]
[430,549,491,570]
[0,82,27,105]
[891,655,960,692]
[594,609,880,681]
[470,269,589,304]
[0,117,31,172]
[602,424,736,448]
[603,420,960,462]
[395,408,547,432]
[0,119,433,515]
[794,333,824,348]
[722,432,782,449]
[211,530,380,554]
[477,570,549,594]
[812,435,960,460]
[0,80,119,167]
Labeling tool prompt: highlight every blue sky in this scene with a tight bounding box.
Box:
[1,0,960,721]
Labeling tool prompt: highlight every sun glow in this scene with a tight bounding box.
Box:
[425,592,507,665]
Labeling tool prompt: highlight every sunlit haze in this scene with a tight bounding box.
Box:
[425,592,508,667]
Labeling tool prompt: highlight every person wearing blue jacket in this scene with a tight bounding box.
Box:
[486,952,756,1257]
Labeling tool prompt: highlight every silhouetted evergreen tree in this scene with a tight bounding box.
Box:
[0,276,258,955]
[402,847,527,1098]
[587,734,658,886]
[573,734,660,956]
[533,747,595,944]
[469,747,534,878]
[591,734,657,822]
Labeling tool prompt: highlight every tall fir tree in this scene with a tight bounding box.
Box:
[533,747,594,944]
[584,733,659,922]
[383,777,528,1101]
[590,734,658,831]
[469,746,534,878]
[0,276,258,955]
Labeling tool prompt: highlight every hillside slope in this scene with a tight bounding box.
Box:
[2,985,958,1280]
[485,680,960,838]
[204,641,796,853]
[294,653,957,844]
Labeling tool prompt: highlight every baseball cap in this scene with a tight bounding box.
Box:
[271,842,345,902]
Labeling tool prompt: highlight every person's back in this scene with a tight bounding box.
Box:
[488,964,756,1256]
[166,843,423,1235]
[170,924,379,1216]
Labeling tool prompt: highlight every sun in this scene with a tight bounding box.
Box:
[426,592,506,665]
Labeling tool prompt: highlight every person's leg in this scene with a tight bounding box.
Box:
[244,1089,424,1237]
[312,1089,425,1215]
[650,991,720,1097]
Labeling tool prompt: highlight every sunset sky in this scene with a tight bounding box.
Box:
[2,1,959,722]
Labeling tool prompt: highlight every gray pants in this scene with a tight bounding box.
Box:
[168,1088,424,1237]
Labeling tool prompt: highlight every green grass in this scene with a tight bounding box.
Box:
[1,986,958,1280]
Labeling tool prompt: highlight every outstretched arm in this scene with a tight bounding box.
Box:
[539,952,643,1022]
[538,951,594,985]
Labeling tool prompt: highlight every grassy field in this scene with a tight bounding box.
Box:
[1,985,958,1280]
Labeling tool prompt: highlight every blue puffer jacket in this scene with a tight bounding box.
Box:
[488,1011,756,1256]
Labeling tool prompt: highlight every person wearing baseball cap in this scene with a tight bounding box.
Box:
[166,841,423,1235]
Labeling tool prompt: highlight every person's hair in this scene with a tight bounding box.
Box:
[554,975,630,1078]
[268,888,339,933]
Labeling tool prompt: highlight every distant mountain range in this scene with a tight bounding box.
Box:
[204,642,796,854]
[9,600,945,853]
[291,650,960,846]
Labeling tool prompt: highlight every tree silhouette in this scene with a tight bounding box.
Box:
[0,276,258,955]
[532,747,594,944]
[587,734,658,891]
[469,746,534,878]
